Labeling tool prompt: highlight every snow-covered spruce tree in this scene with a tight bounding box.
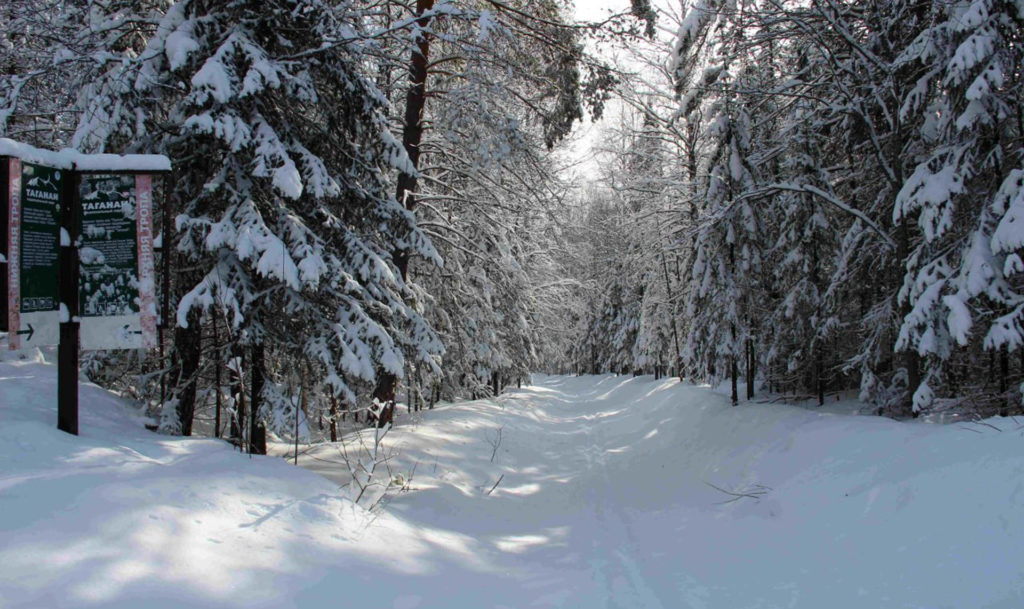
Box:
[893,0,1024,415]
[565,184,643,376]
[597,110,681,378]
[73,0,442,446]
[671,0,952,413]
[759,44,843,405]
[405,18,545,399]
[812,0,941,416]
[602,6,704,381]
[622,112,680,378]
[1,0,166,145]
[675,0,764,405]
[366,0,607,404]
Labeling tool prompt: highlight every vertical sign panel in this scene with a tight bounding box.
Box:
[16,162,62,348]
[135,175,157,349]
[6,158,20,348]
[0,159,7,332]
[79,174,142,350]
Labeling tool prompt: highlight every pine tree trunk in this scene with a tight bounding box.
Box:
[370,0,435,428]
[329,394,339,443]
[173,309,202,436]
[296,371,306,465]
[731,355,738,406]
[749,337,757,401]
[812,214,824,408]
[249,342,267,455]
[659,249,682,376]
[230,344,245,442]
[730,240,738,406]
[816,359,825,407]
[1000,348,1009,416]
[898,219,920,416]
[412,368,420,412]
[213,312,222,438]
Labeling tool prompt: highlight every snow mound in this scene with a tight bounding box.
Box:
[2,364,1023,608]
[0,359,375,608]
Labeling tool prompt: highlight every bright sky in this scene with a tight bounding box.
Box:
[565,1,629,180]
[573,0,632,22]
[566,0,681,181]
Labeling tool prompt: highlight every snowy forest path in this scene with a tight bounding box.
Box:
[574,385,668,609]
[286,372,1024,608]
[301,374,711,607]
[5,360,1024,609]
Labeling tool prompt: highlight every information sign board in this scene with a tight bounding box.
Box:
[5,160,61,349]
[78,173,157,350]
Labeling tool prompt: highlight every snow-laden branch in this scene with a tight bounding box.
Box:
[745,183,897,250]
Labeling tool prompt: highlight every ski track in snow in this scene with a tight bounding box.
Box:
[579,393,665,609]
[2,359,1024,608]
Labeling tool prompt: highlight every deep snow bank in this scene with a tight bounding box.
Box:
[2,359,1022,608]
[0,357,383,608]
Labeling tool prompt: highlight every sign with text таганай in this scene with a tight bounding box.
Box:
[1,138,169,436]
[2,138,167,353]
[4,159,62,349]
[78,173,157,351]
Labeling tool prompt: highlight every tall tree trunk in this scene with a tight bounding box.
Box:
[1000,348,1009,416]
[213,311,222,438]
[659,247,682,377]
[296,370,306,465]
[173,310,202,436]
[730,353,738,406]
[816,359,825,407]
[729,241,738,406]
[329,394,339,443]
[898,220,920,417]
[408,369,415,413]
[371,0,436,429]
[811,213,824,407]
[746,338,755,400]
[229,343,245,442]
[250,342,267,455]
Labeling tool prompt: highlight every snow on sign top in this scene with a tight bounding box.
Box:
[0,138,171,172]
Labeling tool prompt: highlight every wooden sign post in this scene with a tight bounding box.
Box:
[58,170,79,435]
[1,139,170,436]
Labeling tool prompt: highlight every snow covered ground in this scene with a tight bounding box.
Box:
[2,356,1023,608]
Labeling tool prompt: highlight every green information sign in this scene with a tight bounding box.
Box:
[19,163,61,313]
[3,137,168,437]
[79,174,139,318]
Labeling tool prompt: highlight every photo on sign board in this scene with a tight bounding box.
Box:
[79,174,139,318]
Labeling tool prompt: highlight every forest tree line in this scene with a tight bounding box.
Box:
[2,0,656,449]
[3,0,1022,444]
[568,0,1024,418]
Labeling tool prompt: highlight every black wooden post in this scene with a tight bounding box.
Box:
[57,169,79,435]
[249,341,267,455]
